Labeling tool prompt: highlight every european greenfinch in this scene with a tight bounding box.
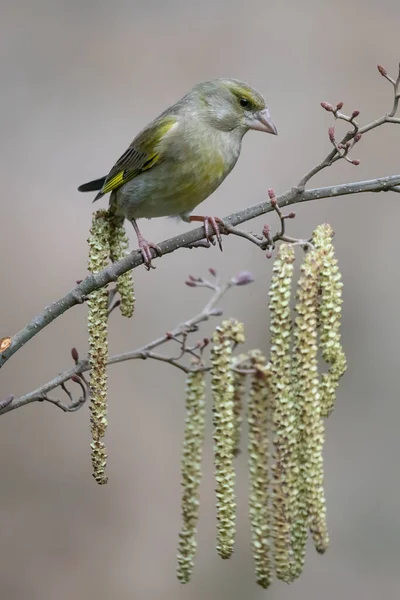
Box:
[78,78,277,268]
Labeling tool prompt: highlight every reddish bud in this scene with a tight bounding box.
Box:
[268,188,277,202]
[354,133,362,143]
[203,338,210,346]
[165,331,173,339]
[188,275,197,282]
[71,347,79,363]
[263,224,271,237]
[185,280,196,287]
[351,159,360,165]
[287,212,296,219]
[320,101,334,112]
[208,267,217,277]
[76,280,83,285]
[232,271,255,286]
[337,143,344,150]
[328,127,335,143]
[377,64,387,76]
[351,110,360,118]
[266,251,273,259]
[71,375,81,383]
[336,102,344,110]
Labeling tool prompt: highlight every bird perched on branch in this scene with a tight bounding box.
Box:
[78,78,277,268]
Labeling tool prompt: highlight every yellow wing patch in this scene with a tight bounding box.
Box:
[102,170,137,194]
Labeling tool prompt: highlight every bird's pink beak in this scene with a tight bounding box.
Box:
[246,107,278,135]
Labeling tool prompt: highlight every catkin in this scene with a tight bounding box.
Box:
[313,224,346,417]
[293,249,329,555]
[177,369,207,583]
[87,210,110,484]
[247,350,272,588]
[269,244,302,582]
[211,320,245,559]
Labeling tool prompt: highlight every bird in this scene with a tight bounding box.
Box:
[78,78,277,268]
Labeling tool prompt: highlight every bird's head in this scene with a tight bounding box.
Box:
[192,78,278,136]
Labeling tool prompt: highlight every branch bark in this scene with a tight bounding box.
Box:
[1,172,400,371]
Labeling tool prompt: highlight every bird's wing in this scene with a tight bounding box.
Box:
[99,115,178,196]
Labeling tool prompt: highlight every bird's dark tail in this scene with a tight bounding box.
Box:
[78,177,106,193]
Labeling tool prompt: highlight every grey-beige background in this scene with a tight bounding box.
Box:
[1,0,400,598]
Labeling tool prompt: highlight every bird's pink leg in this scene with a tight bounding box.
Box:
[188,215,224,251]
[130,219,161,270]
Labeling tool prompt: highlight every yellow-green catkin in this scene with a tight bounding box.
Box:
[313,224,347,417]
[293,249,329,555]
[268,244,302,582]
[247,350,272,589]
[177,368,207,584]
[231,354,248,458]
[87,210,110,485]
[109,216,135,317]
[211,320,245,559]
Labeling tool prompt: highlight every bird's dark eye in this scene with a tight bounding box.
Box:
[239,97,250,108]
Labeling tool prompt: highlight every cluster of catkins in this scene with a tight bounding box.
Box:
[87,210,135,484]
[176,224,346,587]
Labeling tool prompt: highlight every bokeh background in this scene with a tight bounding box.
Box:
[1,0,400,598]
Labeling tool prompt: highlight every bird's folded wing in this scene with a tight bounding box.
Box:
[100,115,178,194]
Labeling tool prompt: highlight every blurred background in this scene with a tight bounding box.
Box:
[1,0,400,598]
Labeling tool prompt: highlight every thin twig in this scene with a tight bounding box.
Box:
[298,64,400,189]
[0,277,238,414]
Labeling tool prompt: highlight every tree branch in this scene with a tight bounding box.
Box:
[0,273,244,414]
[1,172,400,371]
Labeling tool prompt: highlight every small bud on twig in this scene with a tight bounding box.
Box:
[208,268,217,277]
[328,127,335,143]
[351,159,360,166]
[336,102,344,110]
[71,347,79,363]
[353,133,362,143]
[377,64,387,77]
[351,110,360,119]
[263,224,271,237]
[268,188,277,207]
[320,102,334,112]
[231,271,255,286]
